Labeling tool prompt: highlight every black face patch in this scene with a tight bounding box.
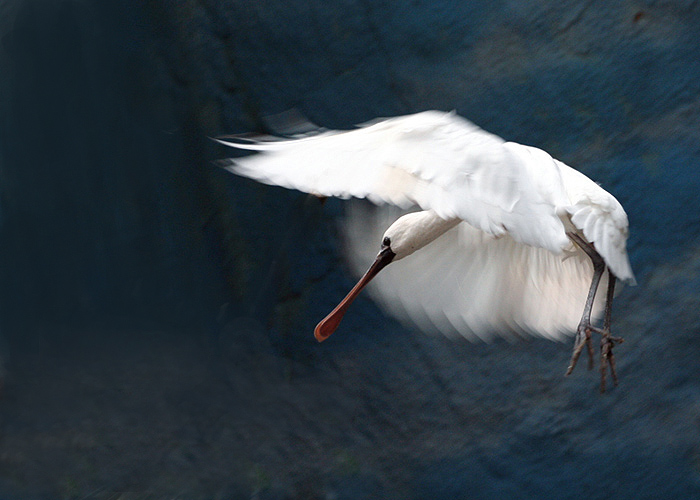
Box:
[382,236,391,247]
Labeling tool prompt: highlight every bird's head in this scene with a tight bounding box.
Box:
[314,210,458,343]
[380,211,448,261]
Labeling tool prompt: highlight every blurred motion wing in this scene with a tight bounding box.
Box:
[217,111,569,254]
[342,202,607,341]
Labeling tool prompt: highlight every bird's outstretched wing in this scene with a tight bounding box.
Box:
[343,202,608,341]
[217,111,570,254]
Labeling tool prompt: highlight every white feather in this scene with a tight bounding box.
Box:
[218,111,570,253]
[343,202,609,341]
[218,110,636,341]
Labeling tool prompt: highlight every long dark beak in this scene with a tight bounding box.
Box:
[314,246,396,342]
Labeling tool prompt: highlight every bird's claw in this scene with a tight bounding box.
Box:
[599,332,624,393]
[566,322,623,392]
[565,323,593,376]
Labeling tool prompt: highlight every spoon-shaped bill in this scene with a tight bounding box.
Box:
[314,247,395,342]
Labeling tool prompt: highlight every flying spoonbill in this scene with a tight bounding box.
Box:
[216,111,635,391]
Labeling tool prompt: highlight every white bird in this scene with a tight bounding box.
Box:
[217,110,635,391]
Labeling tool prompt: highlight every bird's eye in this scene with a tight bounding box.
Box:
[382,237,391,247]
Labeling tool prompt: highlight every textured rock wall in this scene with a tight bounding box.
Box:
[2,1,700,498]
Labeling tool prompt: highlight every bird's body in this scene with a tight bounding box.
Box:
[218,110,635,389]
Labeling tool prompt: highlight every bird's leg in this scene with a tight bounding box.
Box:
[596,270,623,393]
[565,233,605,377]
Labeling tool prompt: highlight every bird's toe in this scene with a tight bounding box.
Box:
[599,333,623,393]
[566,323,593,376]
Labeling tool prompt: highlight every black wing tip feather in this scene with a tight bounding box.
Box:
[212,109,326,146]
[263,108,321,136]
[211,158,236,170]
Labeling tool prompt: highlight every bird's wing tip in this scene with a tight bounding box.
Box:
[212,133,269,146]
[211,158,236,170]
[262,108,322,136]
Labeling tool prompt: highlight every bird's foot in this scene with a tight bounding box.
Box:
[566,322,624,392]
[565,322,594,376]
[592,326,624,393]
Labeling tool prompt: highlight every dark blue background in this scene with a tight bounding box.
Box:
[1,1,699,498]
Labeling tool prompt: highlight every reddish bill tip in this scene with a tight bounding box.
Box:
[314,300,349,342]
[311,246,396,343]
